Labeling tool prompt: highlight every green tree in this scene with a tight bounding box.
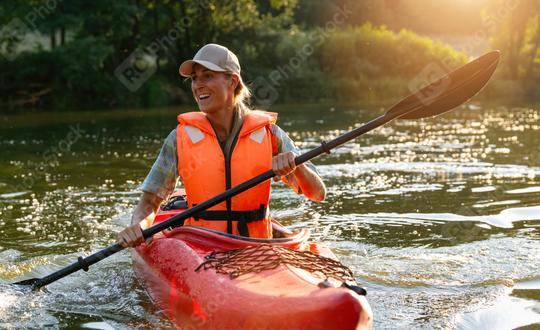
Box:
[484,0,540,81]
[0,0,298,110]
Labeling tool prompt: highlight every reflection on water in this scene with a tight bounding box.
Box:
[1,105,539,329]
[457,277,540,330]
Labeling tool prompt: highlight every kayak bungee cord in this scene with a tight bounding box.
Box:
[12,50,500,291]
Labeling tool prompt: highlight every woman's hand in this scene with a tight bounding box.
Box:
[272,151,297,182]
[272,152,326,202]
[117,223,145,247]
[117,191,162,248]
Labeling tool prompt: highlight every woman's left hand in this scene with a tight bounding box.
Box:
[272,151,298,181]
[272,151,326,202]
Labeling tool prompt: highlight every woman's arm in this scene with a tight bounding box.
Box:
[273,152,326,202]
[117,191,163,247]
[271,125,326,202]
[117,129,178,247]
[292,162,326,202]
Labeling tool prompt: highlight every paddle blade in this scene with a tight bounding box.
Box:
[12,278,39,288]
[387,50,500,120]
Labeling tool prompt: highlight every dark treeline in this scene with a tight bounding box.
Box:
[0,0,537,111]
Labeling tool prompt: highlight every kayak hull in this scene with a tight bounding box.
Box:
[133,216,372,329]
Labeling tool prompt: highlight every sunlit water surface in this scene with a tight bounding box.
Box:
[0,104,539,329]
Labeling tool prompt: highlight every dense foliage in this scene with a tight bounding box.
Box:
[0,0,535,110]
[482,0,540,100]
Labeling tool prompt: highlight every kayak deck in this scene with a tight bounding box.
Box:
[133,214,372,329]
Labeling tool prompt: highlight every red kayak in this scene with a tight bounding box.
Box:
[133,194,372,329]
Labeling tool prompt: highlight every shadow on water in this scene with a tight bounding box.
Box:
[1,104,540,328]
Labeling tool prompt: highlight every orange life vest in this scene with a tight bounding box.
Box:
[176,110,278,238]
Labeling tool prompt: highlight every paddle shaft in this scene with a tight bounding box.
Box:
[30,243,124,289]
[28,106,408,290]
[20,51,501,290]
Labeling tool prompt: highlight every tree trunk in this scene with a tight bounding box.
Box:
[177,1,191,59]
[60,27,65,46]
[523,16,540,94]
[50,30,56,50]
[154,0,160,71]
[131,0,141,50]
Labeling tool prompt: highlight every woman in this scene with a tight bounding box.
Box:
[118,43,326,247]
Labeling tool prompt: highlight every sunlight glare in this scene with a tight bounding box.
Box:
[0,292,18,311]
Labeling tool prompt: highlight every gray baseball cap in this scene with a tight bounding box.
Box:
[179,44,241,77]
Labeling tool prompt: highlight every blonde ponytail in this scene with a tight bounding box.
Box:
[233,75,252,115]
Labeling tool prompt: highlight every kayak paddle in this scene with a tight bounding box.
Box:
[12,50,500,290]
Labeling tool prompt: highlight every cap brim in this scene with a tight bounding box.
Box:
[179,60,227,77]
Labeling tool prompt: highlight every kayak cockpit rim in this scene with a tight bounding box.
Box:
[173,225,310,243]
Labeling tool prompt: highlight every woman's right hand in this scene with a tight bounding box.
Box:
[117,223,145,247]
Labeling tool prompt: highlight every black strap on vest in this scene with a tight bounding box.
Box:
[193,204,267,237]
[160,195,188,211]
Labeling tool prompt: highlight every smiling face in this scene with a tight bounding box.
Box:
[190,64,238,115]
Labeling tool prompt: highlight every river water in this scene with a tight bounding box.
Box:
[0,104,539,329]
